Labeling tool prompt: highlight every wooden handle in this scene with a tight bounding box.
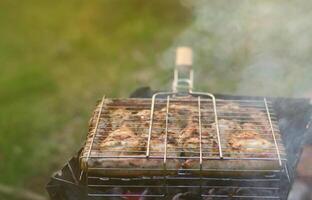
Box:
[175,47,193,67]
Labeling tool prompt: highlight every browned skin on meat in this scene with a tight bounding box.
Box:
[228,130,274,158]
[100,125,145,156]
[179,124,218,157]
[102,108,132,131]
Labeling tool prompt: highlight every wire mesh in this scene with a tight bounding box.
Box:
[80,95,288,199]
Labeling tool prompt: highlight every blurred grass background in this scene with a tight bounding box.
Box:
[0,0,190,198]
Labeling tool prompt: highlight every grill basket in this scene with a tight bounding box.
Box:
[47,47,312,200]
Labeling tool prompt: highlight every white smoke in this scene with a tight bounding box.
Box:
[160,0,312,97]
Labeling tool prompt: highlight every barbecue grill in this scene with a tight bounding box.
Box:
[47,47,312,200]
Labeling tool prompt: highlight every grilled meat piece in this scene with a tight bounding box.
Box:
[100,125,145,156]
[211,119,241,134]
[145,138,181,170]
[228,130,274,158]
[149,138,178,157]
[183,137,216,157]
[109,108,132,130]
[128,109,151,137]
[179,124,217,157]
[165,104,197,129]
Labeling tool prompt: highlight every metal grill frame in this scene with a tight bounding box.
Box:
[80,92,289,199]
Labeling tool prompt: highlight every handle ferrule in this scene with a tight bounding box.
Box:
[172,47,193,93]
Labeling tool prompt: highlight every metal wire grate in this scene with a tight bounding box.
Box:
[80,95,288,199]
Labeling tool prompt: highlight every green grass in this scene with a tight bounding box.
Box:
[0,0,191,197]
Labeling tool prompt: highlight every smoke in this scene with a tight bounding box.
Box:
[160,0,312,97]
[288,180,311,200]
